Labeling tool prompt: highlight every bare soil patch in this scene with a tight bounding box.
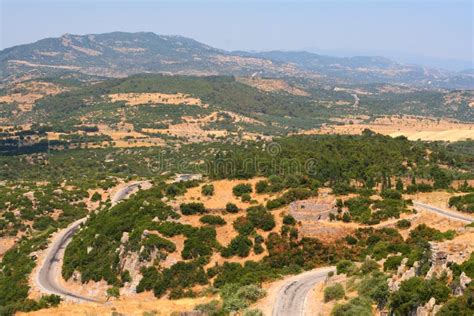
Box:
[238,77,310,96]
[18,294,212,316]
[108,92,204,106]
[302,115,474,142]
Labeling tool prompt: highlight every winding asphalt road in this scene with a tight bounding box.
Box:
[413,201,474,224]
[271,201,473,316]
[35,182,144,302]
[35,187,472,306]
[272,266,336,316]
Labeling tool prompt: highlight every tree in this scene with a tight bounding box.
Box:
[255,180,269,194]
[395,178,404,191]
[106,286,120,301]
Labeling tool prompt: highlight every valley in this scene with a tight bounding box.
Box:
[0,30,473,316]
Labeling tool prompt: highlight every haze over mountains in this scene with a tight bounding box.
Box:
[1,31,472,89]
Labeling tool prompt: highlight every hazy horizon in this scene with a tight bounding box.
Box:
[1,0,472,70]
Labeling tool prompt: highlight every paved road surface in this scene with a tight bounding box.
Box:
[272,266,336,316]
[35,182,143,302]
[111,182,143,206]
[35,218,98,302]
[413,201,474,224]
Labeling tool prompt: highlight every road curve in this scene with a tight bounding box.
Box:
[413,201,474,224]
[35,217,99,303]
[35,182,144,303]
[272,266,336,316]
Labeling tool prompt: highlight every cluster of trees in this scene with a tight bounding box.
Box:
[449,193,474,213]
[209,134,454,193]
[266,188,314,210]
[62,185,178,285]
[332,193,411,225]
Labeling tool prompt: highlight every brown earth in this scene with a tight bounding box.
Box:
[302,115,474,142]
[0,81,67,111]
[107,92,204,106]
[18,294,213,316]
[238,77,310,96]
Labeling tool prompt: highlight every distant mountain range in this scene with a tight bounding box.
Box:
[1,31,472,89]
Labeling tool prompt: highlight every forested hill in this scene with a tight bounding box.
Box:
[1,32,472,89]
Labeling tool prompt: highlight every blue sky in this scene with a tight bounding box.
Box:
[1,0,472,67]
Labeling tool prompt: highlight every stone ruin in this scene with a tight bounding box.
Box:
[289,198,336,221]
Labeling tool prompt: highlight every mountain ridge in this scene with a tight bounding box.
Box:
[1,31,472,89]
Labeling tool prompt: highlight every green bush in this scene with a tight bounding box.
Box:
[91,192,102,202]
[233,184,253,197]
[331,297,372,316]
[201,184,215,196]
[384,256,403,271]
[241,193,251,202]
[194,300,221,315]
[324,283,345,302]
[336,260,357,275]
[220,284,266,312]
[396,219,411,229]
[255,180,269,194]
[283,214,296,225]
[233,217,254,235]
[226,203,239,213]
[246,206,275,231]
[357,271,389,309]
[222,235,253,258]
[180,202,207,215]
[359,258,379,274]
[200,215,226,226]
[389,277,450,315]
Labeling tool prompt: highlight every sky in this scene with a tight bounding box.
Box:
[1,0,473,69]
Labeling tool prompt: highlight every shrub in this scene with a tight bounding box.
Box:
[201,184,215,196]
[233,184,252,197]
[266,188,313,209]
[331,297,372,316]
[233,217,254,235]
[91,192,102,202]
[336,260,357,275]
[359,258,379,274]
[357,271,389,309]
[246,206,275,231]
[180,202,207,215]
[200,215,226,226]
[384,256,403,272]
[255,180,269,194]
[222,235,253,258]
[344,235,358,245]
[221,284,266,312]
[396,219,411,229]
[390,277,450,315]
[194,300,221,315]
[283,214,296,225]
[226,203,239,213]
[106,287,120,300]
[241,193,251,202]
[381,189,402,200]
[324,283,345,302]
[253,243,264,254]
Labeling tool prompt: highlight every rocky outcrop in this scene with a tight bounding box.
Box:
[388,258,419,292]
[416,297,442,316]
